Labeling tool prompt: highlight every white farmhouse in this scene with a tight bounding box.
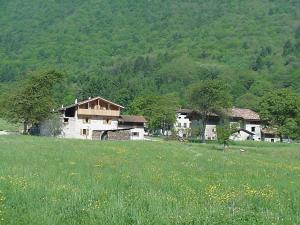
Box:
[229,108,262,141]
[175,108,262,141]
[174,109,191,137]
[41,96,146,141]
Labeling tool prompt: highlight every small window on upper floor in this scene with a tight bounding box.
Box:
[251,127,255,132]
[83,118,90,124]
[64,118,69,123]
[184,123,187,128]
[103,119,112,125]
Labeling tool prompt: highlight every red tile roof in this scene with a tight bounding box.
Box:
[229,108,260,120]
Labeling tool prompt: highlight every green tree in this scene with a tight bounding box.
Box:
[216,123,231,150]
[280,118,299,141]
[188,80,232,143]
[282,40,294,56]
[259,89,300,142]
[2,71,64,134]
[217,120,239,150]
[128,93,179,134]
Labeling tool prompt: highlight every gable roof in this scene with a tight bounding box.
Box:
[261,128,277,135]
[229,108,260,121]
[237,128,255,135]
[178,107,260,121]
[119,115,147,123]
[61,96,124,110]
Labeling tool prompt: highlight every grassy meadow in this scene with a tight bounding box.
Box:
[0,136,299,225]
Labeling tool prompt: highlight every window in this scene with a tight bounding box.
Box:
[103,119,112,125]
[251,127,256,132]
[64,118,69,123]
[271,139,274,143]
[178,123,181,128]
[184,123,187,128]
[83,118,90,124]
[81,129,89,136]
[132,132,139,137]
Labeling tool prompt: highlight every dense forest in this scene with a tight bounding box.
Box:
[0,0,300,110]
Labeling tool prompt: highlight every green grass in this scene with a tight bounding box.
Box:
[0,136,299,225]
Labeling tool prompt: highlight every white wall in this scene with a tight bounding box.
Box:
[230,130,252,141]
[174,113,190,130]
[205,124,217,140]
[245,123,261,141]
[130,128,145,140]
[61,116,118,140]
[264,137,281,143]
[174,113,191,137]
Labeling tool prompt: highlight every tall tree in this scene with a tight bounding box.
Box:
[1,70,64,133]
[188,80,232,142]
[128,93,179,134]
[259,89,300,142]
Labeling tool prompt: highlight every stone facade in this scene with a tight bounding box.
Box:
[107,130,131,140]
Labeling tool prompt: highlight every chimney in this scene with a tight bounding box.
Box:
[61,105,64,108]
[75,99,78,104]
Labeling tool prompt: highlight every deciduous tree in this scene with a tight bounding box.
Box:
[128,93,179,134]
[188,80,232,143]
[259,89,300,142]
[2,70,64,134]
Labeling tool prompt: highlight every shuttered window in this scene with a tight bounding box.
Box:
[81,129,89,136]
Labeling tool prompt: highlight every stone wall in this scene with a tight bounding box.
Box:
[107,130,131,140]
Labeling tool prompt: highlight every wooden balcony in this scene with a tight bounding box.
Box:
[78,108,120,117]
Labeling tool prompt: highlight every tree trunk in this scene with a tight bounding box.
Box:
[23,121,28,134]
[200,119,206,143]
[279,134,283,142]
[200,131,205,143]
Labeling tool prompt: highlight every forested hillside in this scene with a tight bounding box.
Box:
[1,0,300,108]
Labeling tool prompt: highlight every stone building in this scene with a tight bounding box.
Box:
[41,96,146,141]
[175,108,262,141]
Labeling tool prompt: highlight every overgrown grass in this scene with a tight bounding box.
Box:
[0,119,20,132]
[0,136,299,224]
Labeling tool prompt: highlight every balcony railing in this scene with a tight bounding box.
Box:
[78,108,120,117]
